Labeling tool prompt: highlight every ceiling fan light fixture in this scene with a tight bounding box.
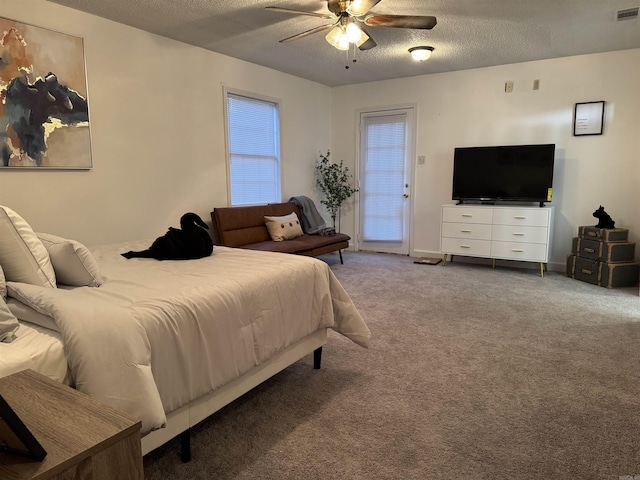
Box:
[338,31,350,49]
[326,25,349,50]
[346,21,363,43]
[409,46,434,61]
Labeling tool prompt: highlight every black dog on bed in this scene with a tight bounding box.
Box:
[121,213,213,260]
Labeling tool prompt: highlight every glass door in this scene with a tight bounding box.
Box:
[357,108,413,255]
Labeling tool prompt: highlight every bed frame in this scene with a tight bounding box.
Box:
[141,328,327,461]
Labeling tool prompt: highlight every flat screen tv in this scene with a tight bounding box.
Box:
[452,144,555,205]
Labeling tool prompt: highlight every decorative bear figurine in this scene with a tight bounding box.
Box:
[593,205,615,229]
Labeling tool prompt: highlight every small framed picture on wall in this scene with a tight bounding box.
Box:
[573,101,605,136]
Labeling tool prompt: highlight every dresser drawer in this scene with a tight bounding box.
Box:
[491,225,548,244]
[492,208,550,227]
[442,222,492,240]
[442,206,493,224]
[491,241,548,262]
[441,237,491,256]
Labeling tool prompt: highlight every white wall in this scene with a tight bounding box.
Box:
[0,0,331,245]
[2,0,638,268]
[331,49,640,269]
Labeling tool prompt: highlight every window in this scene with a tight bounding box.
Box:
[225,92,281,205]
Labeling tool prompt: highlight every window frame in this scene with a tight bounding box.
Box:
[223,87,283,206]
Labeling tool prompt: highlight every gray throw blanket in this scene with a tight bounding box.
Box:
[289,196,327,234]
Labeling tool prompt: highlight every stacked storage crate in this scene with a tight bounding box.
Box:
[566,226,639,288]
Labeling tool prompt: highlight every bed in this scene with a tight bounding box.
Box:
[0,206,370,458]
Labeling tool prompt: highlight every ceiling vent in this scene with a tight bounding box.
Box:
[616,7,639,20]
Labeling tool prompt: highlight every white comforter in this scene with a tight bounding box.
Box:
[7,242,370,434]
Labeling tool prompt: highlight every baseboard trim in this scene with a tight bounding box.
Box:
[411,250,565,273]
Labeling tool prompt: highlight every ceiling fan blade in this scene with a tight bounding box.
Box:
[348,0,383,16]
[266,6,333,19]
[279,24,334,43]
[364,14,437,29]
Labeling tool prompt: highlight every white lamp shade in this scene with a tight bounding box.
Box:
[346,22,362,43]
[356,30,370,48]
[326,26,349,51]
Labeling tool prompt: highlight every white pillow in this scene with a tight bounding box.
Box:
[0,206,56,288]
[37,233,103,287]
[0,297,19,343]
[0,265,6,300]
[3,294,59,332]
[264,213,304,242]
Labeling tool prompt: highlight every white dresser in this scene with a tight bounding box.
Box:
[440,204,554,276]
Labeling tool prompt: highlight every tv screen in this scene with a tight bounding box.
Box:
[452,144,555,204]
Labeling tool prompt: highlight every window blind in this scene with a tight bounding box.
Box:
[227,93,280,205]
[361,113,407,242]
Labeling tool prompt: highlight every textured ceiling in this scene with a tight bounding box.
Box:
[46,0,640,87]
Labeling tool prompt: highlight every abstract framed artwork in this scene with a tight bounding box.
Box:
[0,17,92,169]
[573,101,605,136]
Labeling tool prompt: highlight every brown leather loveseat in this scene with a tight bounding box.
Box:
[211,202,350,263]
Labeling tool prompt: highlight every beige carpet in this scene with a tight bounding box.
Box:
[143,252,640,480]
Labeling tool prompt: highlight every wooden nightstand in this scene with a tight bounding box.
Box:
[0,369,143,480]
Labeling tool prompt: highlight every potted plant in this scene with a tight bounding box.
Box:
[316,150,358,231]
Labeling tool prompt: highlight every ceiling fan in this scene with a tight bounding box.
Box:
[266,0,437,51]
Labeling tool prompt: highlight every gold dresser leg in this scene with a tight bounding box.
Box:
[540,263,545,278]
[442,254,447,266]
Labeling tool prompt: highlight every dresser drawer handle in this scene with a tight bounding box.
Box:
[460,229,472,233]
[511,249,524,252]
[461,214,472,217]
[512,232,525,236]
[581,268,592,275]
[584,247,595,253]
[460,245,471,249]
[514,216,526,219]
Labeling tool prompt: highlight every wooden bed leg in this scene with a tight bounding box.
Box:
[313,347,323,369]
[338,250,344,264]
[180,429,191,463]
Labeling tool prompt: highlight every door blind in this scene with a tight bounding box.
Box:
[361,113,407,242]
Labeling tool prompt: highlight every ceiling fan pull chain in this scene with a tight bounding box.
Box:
[345,42,358,69]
